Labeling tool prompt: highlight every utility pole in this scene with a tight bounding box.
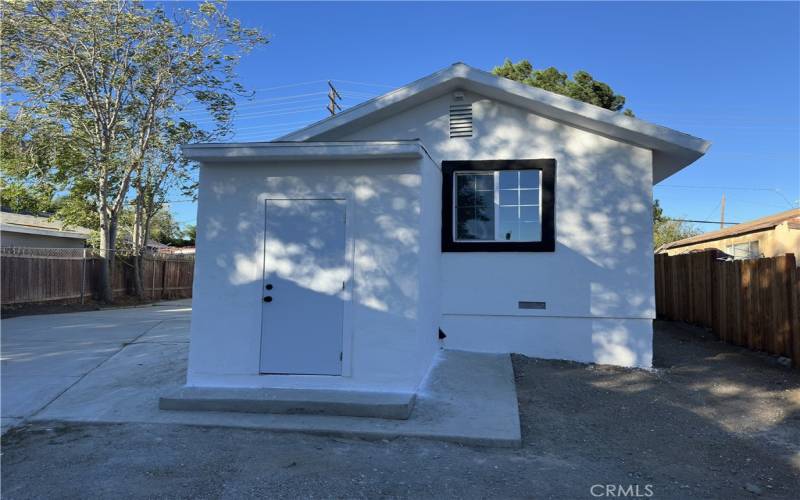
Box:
[327,81,342,115]
[720,193,726,229]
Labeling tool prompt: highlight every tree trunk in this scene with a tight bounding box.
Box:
[131,196,146,299]
[97,215,115,303]
[132,255,145,299]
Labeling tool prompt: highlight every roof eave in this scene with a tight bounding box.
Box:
[181,140,424,163]
[275,63,710,181]
[0,223,90,239]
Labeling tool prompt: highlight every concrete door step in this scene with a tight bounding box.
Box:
[159,387,416,420]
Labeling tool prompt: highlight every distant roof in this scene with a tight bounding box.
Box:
[275,62,711,183]
[0,212,91,240]
[659,208,800,250]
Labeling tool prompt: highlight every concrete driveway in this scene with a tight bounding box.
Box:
[1,299,520,446]
[1,300,191,433]
[2,320,799,499]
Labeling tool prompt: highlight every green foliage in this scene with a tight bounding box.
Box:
[149,211,182,245]
[0,179,57,214]
[180,224,197,246]
[117,207,180,245]
[492,59,633,114]
[1,0,267,238]
[652,199,700,250]
[2,0,266,299]
[157,223,197,248]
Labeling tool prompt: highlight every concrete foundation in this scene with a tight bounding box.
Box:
[159,387,416,420]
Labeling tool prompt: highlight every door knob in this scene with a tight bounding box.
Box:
[265,284,273,290]
[263,296,272,302]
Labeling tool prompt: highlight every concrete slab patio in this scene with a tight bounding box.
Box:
[1,300,192,434]
[2,300,521,447]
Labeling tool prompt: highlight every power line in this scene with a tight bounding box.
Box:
[249,80,328,92]
[668,218,742,225]
[190,105,324,124]
[656,184,796,207]
[331,79,395,89]
[230,127,308,139]
[183,99,322,118]
[180,91,329,109]
[230,119,316,132]
[231,131,306,141]
[656,184,787,192]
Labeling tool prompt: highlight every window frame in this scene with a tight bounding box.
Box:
[441,159,556,252]
[725,240,760,260]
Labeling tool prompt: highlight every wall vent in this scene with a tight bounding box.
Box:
[449,104,473,138]
[518,301,546,310]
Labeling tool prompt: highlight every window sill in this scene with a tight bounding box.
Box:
[442,240,555,252]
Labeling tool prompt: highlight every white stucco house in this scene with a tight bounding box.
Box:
[179,63,709,402]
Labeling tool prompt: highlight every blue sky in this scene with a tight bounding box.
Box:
[171,1,800,232]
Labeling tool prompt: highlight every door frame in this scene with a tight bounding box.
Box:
[259,194,356,377]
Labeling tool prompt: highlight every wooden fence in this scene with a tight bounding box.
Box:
[1,248,194,305]
[655,251,800,367]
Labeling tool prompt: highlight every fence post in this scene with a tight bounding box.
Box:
[80,248,86,304]
[161,258,167,300]
[784,254,800,368]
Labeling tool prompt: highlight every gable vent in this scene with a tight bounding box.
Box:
[449,104,473,138]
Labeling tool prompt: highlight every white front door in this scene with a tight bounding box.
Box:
[260,198,347,375]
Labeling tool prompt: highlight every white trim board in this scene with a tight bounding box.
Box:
[0,223,89,240]
[182,140,424,163]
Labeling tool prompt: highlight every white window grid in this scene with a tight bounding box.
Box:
[453,170,542,242]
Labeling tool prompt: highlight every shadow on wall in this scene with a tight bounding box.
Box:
[435,99,655,366]
[203,163,424,323]
[331,92,656,317]
[444,97,653,270]
[198,92,657,367]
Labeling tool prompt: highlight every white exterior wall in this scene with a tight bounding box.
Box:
[323,90,655,367]
[189,157,440,392]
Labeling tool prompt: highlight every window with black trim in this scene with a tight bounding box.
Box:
[442,159,556,252]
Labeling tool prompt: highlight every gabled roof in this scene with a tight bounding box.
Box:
[277,62,711,183]
[659,208,800,251]
[0,211,91,240]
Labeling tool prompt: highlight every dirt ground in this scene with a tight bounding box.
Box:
[2,320,798,499]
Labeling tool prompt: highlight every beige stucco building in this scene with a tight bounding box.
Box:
[658,208,800,262]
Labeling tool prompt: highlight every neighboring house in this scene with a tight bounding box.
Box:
[657,208,800,262]
[158,246,196,255]
[0,211,91,249]
[181,62,709,398]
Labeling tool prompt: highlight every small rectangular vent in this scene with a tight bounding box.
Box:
[518,301,546,310]
[449,104,473,138]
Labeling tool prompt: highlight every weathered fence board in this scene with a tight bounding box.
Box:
[655,251,799,367]
[1,250,194,305]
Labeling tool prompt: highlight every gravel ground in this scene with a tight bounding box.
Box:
[2,320,799,499]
